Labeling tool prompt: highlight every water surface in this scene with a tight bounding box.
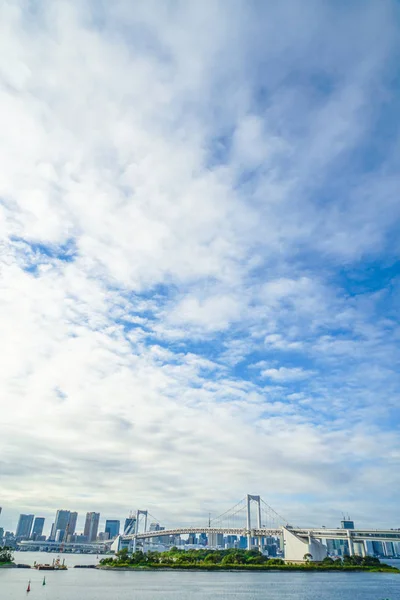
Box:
[0,552,397,600]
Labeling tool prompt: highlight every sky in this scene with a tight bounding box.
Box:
[1,0,400,535]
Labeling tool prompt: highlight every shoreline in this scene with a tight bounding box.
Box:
[97,564,400,573]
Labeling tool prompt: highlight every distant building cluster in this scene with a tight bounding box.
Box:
[0,509,123,549]
[0,510,399,559]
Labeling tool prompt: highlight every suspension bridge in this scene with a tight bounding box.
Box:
[114,494,400,562]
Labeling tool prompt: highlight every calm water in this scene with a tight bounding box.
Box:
[0,553,398,600]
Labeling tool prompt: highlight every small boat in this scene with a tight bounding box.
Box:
[42,576,46,586]
[35,557,67,570]
[26,580,31,592]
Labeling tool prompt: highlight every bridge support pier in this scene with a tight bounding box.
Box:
[246,495,262,550]
[133,510,148,553]
[282,527,327,563]
[347,531,354,557]
[360,541,366,557]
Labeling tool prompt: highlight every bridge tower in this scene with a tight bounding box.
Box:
[246,494,262,550]
[133,510,148,552]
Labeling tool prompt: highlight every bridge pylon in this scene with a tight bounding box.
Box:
[246,494,262,550]
[133,510,148,552]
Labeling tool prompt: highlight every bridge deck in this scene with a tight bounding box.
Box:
[121,527,400,543]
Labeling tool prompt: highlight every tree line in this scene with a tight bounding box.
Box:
[99,547,396,571]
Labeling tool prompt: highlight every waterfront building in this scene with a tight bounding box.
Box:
[51,510,78,541]
[187,533,197,545]
[341,518,355,530]
[124,517,136,535]
[326,538,345,556]
[16,514,34,540]
[372,541,385,556]
[4,531,16,549]
[84,512,100,542]
[198,532,207,546]
[105,520,120,539]
[75,534,88,543]
[208,532,224,547]
[238,536,247,549]
[383,541,395,557]
[68,512,78,535]
[31,517,45,540]
[55,529,64,542]
[53,510,71,541]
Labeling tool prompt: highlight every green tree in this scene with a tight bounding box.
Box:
[303,553,313,562]
[0,547,13,564]
[115,548,129,562]
[362,556,380,567]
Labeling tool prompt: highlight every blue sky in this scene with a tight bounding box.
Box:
[0,0,400,534]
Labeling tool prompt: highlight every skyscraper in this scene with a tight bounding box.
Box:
[54,510,71,540]
[31,517,45,539]
[105,520,120,539]
[68,512,78,535]
[52,509,77,541]
[124,516,136,535]
[84,512,100,542]
[16,514,34,539]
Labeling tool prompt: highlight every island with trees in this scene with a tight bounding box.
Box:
[0,547,14,567]
[99,548,399,572]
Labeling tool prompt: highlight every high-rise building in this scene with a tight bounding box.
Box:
[54,510,71,541]
[124,517,136,535]
[68,512,78,535]
[31,517,45,540]
[105,520,120,539]
[16,514,34,539]
[55,530,64,542]
[52,510,78,541]
[198,532,207,546]
[84,512,100,542]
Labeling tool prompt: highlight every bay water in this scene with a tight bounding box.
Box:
[0,552,398,599]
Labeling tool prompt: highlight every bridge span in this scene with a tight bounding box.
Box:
[116,494,400,562]
[126,526,400,544]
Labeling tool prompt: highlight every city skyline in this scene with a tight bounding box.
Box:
[1,1,400,529]
[3,504,400,561]
[3,508,121,540]
[1,498,398,539]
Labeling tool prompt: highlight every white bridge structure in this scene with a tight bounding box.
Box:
[114,494,400,563]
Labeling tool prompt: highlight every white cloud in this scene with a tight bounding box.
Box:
[0,0,399,533]
[261,367,312,382]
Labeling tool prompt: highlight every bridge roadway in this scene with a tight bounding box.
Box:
[122,526,400,543]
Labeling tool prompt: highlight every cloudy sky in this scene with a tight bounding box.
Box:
[1,0,400,534]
